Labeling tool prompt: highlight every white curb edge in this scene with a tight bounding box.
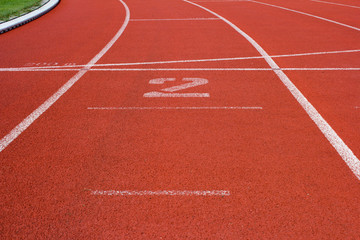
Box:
[0,0,60,34]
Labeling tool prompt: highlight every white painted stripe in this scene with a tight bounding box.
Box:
[143,92,210,97]
[130,18,219,21]
[1,67,360,72]
[0,68,81,71]
[91,190,231,196]
[83,67,360,71]
[87,106,263,110]
[0,0,130,152]
[249,0,360,31]
[311,0,360,9]
[183,0,360,180]
[192,0,248,2]
[282,68,360,71]
[9,49,360,70]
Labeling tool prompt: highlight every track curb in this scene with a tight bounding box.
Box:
[0,0,60,34]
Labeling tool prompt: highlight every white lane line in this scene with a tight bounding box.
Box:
[88,106,263,110]
[143,92,210,97]
[1,67,360,72]
[183,0,360,180]
[0,68,82,71]
[311,0,360,9]
[192,0,249,2]
[249,0,360,31]
[71,67,360,71]
[282,68,360,71]
[91,190,231,196]
[8,49,360,70]
[0,0,130,153]
[130,18,220,21]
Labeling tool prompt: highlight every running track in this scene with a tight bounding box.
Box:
[0,0,359,238]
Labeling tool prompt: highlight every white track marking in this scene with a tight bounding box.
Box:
[6,49,360,70]
[91,190,230,196]
[0,0,130,153]
[1,67,360,72]
[183,0,360,179]
[88,106,263,110]
[280,68,360,70]
[192,0,248,2]
[143,92,210,97]
[311,0,360,9]
[249,0,360,31]
[130,18,219,21]
[0,68,82,71]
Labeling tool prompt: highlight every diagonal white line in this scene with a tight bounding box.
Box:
[249,0,360,31]
[183,0,360,180]
[311,0,360,9]
[0,0,131,152]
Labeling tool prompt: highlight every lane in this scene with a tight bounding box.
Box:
[0,72,74,137]
[3,70,360,238]
[1,0,360,238]
[281,69,360,161]
[97,20,268,68]
[195,0,360,161]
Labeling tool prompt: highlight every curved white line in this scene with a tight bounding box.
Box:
[249,0,360,31]
[183,0,360,180]
[0,0,131,152]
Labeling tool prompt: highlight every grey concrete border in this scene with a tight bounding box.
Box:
[0,0,60,34]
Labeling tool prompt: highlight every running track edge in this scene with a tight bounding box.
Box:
[0,0,60,34]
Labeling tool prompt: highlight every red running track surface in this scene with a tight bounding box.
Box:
[0,0,359,238]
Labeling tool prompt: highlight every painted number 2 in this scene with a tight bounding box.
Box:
[143,78,209,97]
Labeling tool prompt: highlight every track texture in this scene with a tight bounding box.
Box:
[0,0,359,238]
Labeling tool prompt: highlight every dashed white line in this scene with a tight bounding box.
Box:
[91,190,231,196]
[311,0,360,9]
[249,0,360,31]
[87,106,263,110]
[0,0,130,152]
[183,0,360,180]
